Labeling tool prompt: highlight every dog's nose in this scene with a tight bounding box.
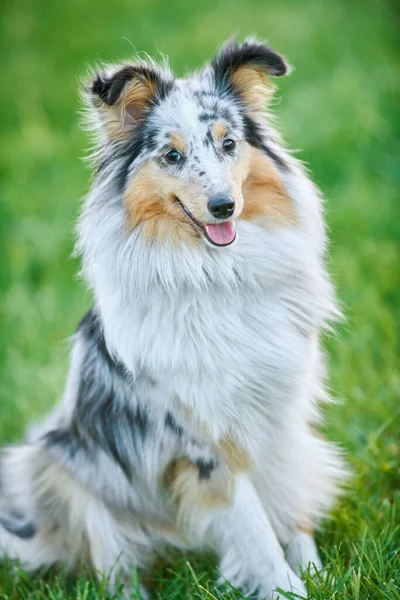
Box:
[207,197,235,220]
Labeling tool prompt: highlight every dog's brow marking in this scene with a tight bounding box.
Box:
[169,132,186,154]
[212,121,227,141]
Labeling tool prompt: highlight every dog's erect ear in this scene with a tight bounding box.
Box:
[211,39,289,115]
[88,62,174,140]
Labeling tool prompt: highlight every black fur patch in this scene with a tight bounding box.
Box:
[0,514,36,540]
[44,427,84,459]
[193,90,214,99]
[78,310,126,376]
[46,310,151,480]
[243,114,288,170]
[199,113,215,122]
[196,458,218,480]
[96,116,152,187]
[212,40,287,92]
[219,107,237,125]
[204,128,215,148]
[165,412,184,438]
[80,397,149,479]
[115,121,149,191]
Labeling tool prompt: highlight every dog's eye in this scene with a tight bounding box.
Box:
[222,138,236,152]
[165,149,183,163]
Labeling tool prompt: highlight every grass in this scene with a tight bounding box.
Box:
[0,0,399,598]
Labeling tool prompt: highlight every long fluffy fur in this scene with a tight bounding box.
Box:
[0,39,347,599]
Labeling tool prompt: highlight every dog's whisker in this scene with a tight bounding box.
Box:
[164,202,181,218]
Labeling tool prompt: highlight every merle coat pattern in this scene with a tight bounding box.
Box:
[0,39,346,599]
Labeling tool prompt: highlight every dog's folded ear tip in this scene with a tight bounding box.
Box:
[265,48,292,77]
[90,74,112,104]
[214,38,290,78]
[89,68,133,106]
[87,63,174,110]
[267,57,289,77]
[91,74,103,95]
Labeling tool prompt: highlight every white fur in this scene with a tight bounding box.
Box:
[0,42,348,599]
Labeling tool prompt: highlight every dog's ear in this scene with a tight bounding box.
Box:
[212,39,289,115]
[87,62,174,140]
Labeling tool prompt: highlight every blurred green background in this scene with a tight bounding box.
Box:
[0,0,399,598]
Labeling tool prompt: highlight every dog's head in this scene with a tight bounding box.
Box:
[86,39,294,248]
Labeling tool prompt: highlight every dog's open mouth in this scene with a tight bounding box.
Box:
[175,198,236,247]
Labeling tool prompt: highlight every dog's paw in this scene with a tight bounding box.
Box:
[265,568,307,599]
[219,558,308,599]
[236,567,307,599]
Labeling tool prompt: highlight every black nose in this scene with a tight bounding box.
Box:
[207,197,235,219]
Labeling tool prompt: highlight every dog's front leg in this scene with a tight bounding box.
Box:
[215,473,308,599]
[286,527,323,579]
[166,457,307,599]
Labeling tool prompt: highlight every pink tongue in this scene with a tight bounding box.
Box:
[205,221,236,246]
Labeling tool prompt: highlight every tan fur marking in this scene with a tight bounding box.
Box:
[298,524,314,537]
[212,121,227,141]
[164,436,249,524]
[123,144,295,244]
[123,76,157,112]
[164,458,233,512]
[173,398,212,439]
[98,76,157,141]
[218,436,252,473]
[123,162,200,245]
[231,66,275,115]
[169,132,186,154]
[97,105,126,141]
[240,145,297,226]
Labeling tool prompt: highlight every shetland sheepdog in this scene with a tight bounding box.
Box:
[0,39,346,599]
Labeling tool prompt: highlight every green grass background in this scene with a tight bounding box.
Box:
[0,0,399,598]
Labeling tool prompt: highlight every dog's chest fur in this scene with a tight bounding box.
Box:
[95,216,332,443]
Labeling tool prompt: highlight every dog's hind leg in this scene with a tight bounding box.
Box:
[0,443,89,571]
[84,502,151,599]
[0,444,150,598]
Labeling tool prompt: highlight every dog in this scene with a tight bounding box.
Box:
[0,39,347,599]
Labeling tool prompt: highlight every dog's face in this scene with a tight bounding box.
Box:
[88,40,294,247]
